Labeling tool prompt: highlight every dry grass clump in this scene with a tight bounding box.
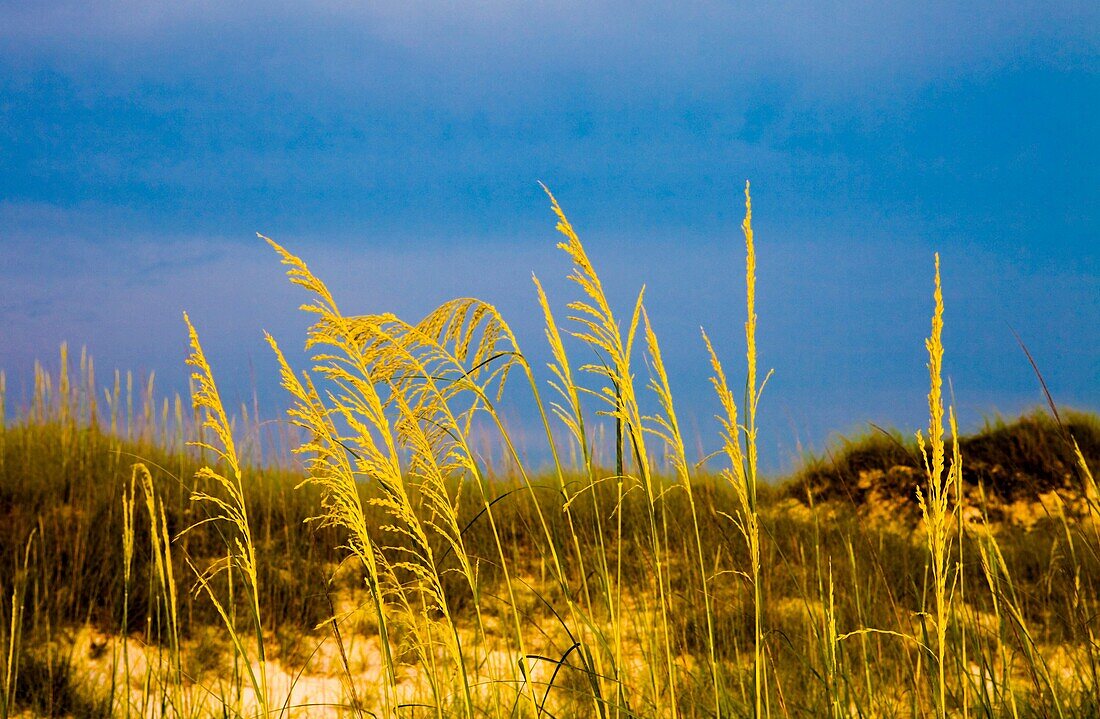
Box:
[1,184,1098,718]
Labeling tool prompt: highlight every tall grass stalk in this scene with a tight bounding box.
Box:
[134,462,188,716]
[120,469,136,719]
[642,305,721,715]
[533,275,615,717]
[915,254,961,719]
[1,531,35,719]
[182,314,270,718]
[546,190,684,716]
[705,181,770,719]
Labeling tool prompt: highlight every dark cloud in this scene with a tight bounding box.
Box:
[1,1,1096,117]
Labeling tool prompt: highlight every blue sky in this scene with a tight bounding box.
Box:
[1,2,1097,472]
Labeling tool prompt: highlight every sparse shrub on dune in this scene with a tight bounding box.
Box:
[794,411,1100,503]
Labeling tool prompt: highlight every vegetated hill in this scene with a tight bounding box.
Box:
[0,418,343,635]
[789,408,1100,507]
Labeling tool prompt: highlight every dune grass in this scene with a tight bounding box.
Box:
[1,186,1098,717]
